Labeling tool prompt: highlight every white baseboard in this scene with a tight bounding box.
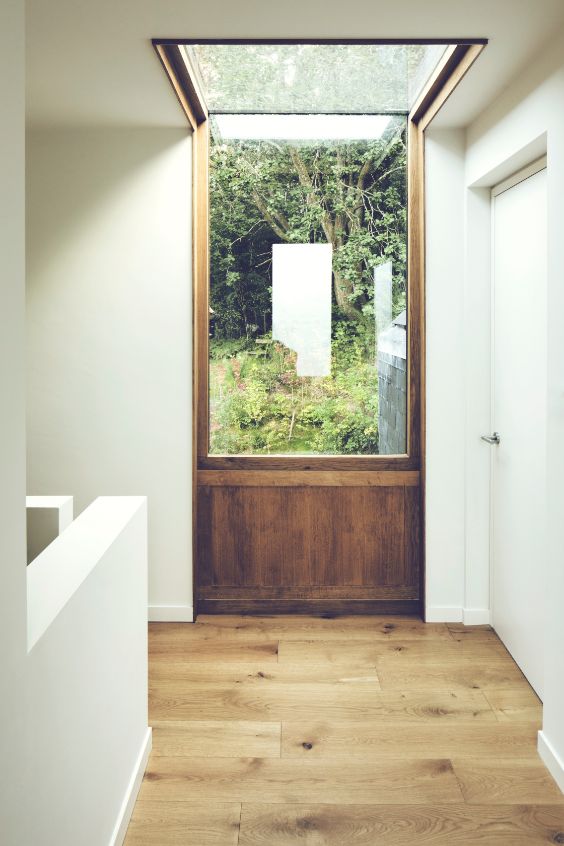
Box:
[538,730,564,794]
[148,605,194,622]
[463,607,491,625]
[425,606,463,623]
[110,726,152,846]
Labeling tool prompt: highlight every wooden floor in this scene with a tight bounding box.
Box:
[125,616,564,845]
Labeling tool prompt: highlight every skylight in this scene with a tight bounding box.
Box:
[183,42,448,115]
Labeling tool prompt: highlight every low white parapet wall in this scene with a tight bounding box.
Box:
[26,495,73,564]
[27,496,150,846]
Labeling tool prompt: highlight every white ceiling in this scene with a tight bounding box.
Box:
[26,0,564,130]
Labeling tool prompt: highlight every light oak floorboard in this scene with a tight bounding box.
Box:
[125,801,241,845]
[447,624,499,643]
[151,720,281,758]
[150,661,380,686]
[281,722,540,760]
[484,688,543,724]
[156,615,453,642]
[238,803,564,845]
[452,759,564,804]
[149,683,495,723]
[138,757,464,805]
[125,617,561,844]
[376,659,528,691]
[150,639,279,663]
[278,638,510,666]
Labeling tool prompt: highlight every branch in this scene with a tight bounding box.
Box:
[251,191,291,241]
[357,124,405,191]
[289,147,335,243]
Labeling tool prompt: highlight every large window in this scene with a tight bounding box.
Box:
[208,114,408,455]
[154,37,486,613]
[163,41,479,460]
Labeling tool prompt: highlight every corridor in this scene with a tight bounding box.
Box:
[126,616,564,844]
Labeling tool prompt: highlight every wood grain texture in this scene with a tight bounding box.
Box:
[153,45,198,130]
[417,44,486,131]
[125,617,561,845]
[192,116,210,618]
[452,759,564,805]
[126,801,240,845]
[197,470,420,486]
[484,688,543,724]
[149,683,495,723]
[201,586,419,602]
[376,659,528,691]
[197,484,421,611]
[281,722,540,760]
[238,803,564,845]
[150,616,452,642]
[149,661,381,686]
[194,119,210,463]
[150,637,279,664]
[197,599,420,615]
[138,757,464,805]
[151,720,281,758]
[278,637,510,666]
[198,455,419,471]
[197,485,410,588]
[447,623,498,642]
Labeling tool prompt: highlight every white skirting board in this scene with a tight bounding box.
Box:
[425,606,463,623]
[110,727,152,846]
[425,606,491,624]
[148,605,194,622]
[538,731,564,794]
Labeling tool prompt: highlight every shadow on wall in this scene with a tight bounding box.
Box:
[25,126,192,616]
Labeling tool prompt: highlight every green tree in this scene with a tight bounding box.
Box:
[209,118,407,336]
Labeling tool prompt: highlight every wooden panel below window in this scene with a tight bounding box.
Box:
[197,480,421,614]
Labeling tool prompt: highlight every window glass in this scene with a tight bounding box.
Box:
[208,115,408,455]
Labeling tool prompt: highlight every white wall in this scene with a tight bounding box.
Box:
[425,129,493,625]
[27,496,150,845]
[426,25,564,787]
[0,0,28,843]
[26,128,193,621]
[464,24,564,791]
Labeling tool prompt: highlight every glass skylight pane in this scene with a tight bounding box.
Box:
[185,42,448,115]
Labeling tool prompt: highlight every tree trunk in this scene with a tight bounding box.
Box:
[333,271,362,320]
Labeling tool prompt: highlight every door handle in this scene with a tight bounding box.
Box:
[481,432,501,445]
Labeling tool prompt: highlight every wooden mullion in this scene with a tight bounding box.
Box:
[194,120,210,465]
[197,470,420,487]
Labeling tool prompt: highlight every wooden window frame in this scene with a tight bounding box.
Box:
[154,38,485,474]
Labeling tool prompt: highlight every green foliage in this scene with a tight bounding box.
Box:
[210,329,379,456]
[209,122,407,338]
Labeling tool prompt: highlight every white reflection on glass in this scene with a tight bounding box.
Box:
[374,260,393,353]
[272,243,332,377]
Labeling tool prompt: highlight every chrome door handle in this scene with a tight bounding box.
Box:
[481,432,500,445]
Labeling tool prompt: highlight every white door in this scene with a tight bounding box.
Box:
[490,161,547,699]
